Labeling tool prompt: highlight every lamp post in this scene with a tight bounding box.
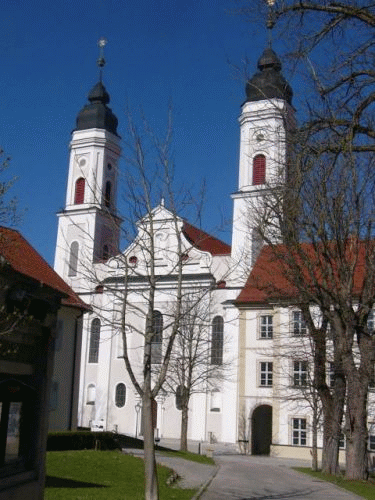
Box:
[135,401,142,438]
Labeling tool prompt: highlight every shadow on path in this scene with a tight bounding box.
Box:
[45,476,108,488]
[239,488,319,500]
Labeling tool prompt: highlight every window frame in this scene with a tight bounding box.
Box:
[211,316,224,365]
[259,361,273,387]
[292,417,307,446]
[252,154,266,186]
[291,310,307,337]
[88,318,100,364]
[74,177,85,204]
[259,314,273,339]
[151,311,163,365]
[293,360,308,387]
[114,383,126,408]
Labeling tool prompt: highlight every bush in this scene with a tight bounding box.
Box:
[47,431,121,451]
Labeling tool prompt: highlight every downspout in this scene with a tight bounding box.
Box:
[69,309,84,430]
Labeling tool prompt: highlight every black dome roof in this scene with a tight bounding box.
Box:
[76,81,118,135]
[245,47,293,105]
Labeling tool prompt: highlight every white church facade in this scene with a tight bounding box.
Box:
[53,44,343,459]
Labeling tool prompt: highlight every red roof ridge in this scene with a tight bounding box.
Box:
[0,226,89,311]
[235,240,372,305]
[182,221,231,256]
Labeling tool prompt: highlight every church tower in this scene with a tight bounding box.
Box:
[54,41,121,292]
[231,46,295,282]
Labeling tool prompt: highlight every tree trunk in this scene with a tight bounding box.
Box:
[322,434,340,475]
[320,391,344,475]
[311,395,318,472]
[345,386,368,480]
[143,393,159,500]
[180,403,189,451]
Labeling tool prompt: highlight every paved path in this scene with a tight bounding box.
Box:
[122,448,216,491]
[199,455,362,500]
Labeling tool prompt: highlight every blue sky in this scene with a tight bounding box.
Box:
[0,0,290,265]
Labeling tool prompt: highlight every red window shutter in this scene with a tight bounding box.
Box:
[74,178,85,204]
[252,155,266,185]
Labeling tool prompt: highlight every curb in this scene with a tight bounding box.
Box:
[191,465,220,500]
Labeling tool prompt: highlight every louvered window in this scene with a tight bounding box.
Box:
[74,178,85,204]
[252,155,266,185]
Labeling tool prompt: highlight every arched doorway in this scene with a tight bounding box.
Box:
[251,405,272,455]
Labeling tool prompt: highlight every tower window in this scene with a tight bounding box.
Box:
[151,311,163,364]
[68,241,79,277]
[211,316,224,365]
[104,181,111,208]
[74,177,85,204]
[252,154,266,185]
[102,244,109,260]
[89,318,100,363]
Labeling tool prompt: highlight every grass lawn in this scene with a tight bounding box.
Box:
[295,468,375,500]
[45,450,197,500]
[160,449,214,465]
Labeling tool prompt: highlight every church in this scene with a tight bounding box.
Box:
[53,41,337,460]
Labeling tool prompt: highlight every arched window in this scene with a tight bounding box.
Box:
[115,383,126,408]
[211,316,223,365]
[74,177,85,204]
[104,181,111,208]
[68,241,79,277]
[151,311,163,364]
[252,154,266,185]
[88,319,100,363]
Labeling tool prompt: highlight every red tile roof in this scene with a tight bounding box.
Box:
[0,227,89,310]
[235,241,370,305]
[182,222,231,256]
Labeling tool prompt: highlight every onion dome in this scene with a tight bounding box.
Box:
[245,47,293,105]
[75,81,118,135]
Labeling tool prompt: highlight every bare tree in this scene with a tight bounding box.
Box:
[80,112,225,500]
[236,0,375,479]
[165,292,229,451]
[0,149,22,228]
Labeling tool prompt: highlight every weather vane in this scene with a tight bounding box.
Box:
[97,37,108,81]
[266,0,276,46]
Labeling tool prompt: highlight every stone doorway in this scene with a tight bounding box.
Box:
[251,405,272,455]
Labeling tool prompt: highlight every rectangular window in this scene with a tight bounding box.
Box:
[260,362,273,386]
[292,311,307,336]
[293,361,308,387]
[260,315,273,339]
[369,435,375,451]
[292,418,307,446]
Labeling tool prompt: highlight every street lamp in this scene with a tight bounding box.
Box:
[135,401,142,439]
